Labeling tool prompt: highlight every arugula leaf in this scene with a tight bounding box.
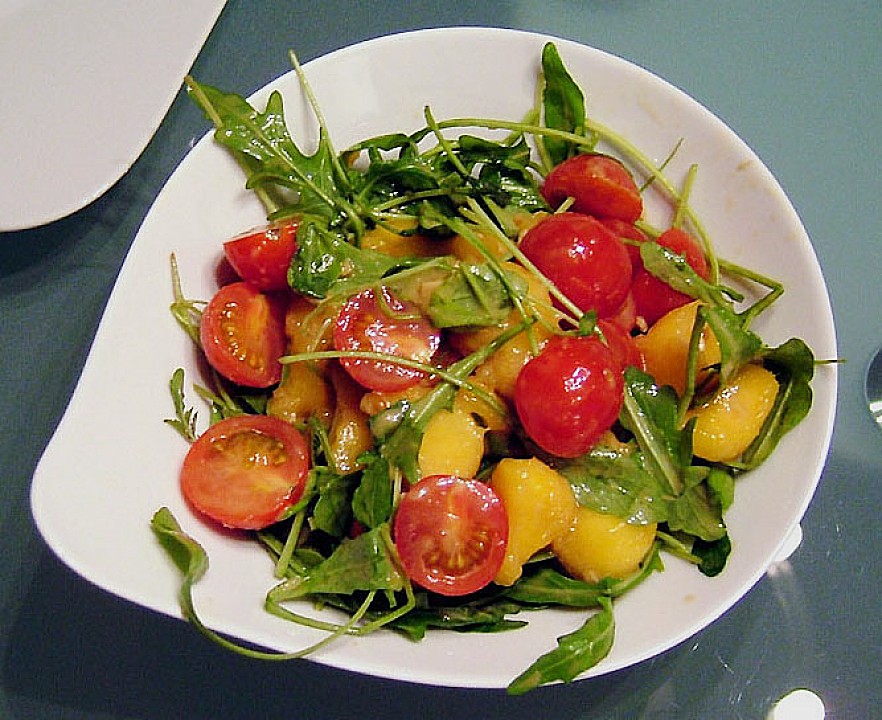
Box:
[620,367,689,495]
[507,596,615,695]
[164,368,199,442]
[640,241,729,307]
[540,42,589,167]
[558,445,671,525]
[267,524,404,601]
[187,80,347,222]
[703,305,763,385]
[288,220,401,298]
[692,534,732,577]
[741,338,815,468]
[428,263,524,328]
[504,568,606,607]
[640,242,763,384]
[391,601,528,640]
[309,467,354,539]
[666,466,726,542]
[351,452,394,529]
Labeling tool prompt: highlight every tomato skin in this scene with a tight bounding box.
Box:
[223,221,298,291]
[600,218,648,278]
[514,335,624,458]
[602,288,638,334]
[541,154,643,222]
[519,212,632,318]
[334,287,441,393]
[181,415,309,530]
[393,475,508,597]
[631,227,709,326]
[200,282,287,388]
[597,319,644,371]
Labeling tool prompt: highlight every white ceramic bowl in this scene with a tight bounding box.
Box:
[31,27,838,689]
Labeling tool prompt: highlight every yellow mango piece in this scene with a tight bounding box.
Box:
[687,363,779,462]
[360,217,451,258]
[490,458,577,586]
[418,408,486,479]
[450,262,556,399]
[449,227,510,263]
[266,362,333,427]
[327,366,373,474]
[635,301,721,396]
[453,382,510,433]
[552,507,657,583]
[267,296,335,426]
[359,383,431,418]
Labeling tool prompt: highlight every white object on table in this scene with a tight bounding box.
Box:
[0,0,226,232]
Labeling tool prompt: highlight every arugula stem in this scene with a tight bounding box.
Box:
[717,257,785,328]
[280,348,509,419]
[677,306,707,422]
[274,510,306,578]
[461,198,583,325]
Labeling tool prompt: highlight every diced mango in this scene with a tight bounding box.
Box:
[267,296,335,426]
[266,362,333,427]
[635,301,721,396]
[327,366,373,474]
[552,507,657,583]
[450,263,556,399]
[418,408,486,479]
[360,217,451,258]
[687,363,779,462]
[490,458,577,586]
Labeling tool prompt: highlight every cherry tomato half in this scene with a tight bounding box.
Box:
[223,221,299,291]
[541,154,643,222]
[200,281,287,388]
[181,414,310,530]
[334,287,441,393]
[519,212,632,318]
[393,474,508,597]
[514,335,624,458]
[631,227,709,326]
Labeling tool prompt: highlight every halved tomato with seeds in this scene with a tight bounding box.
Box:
[199,281,286,388]
[181,414,309,530]
[393,474,508,597]
[333,286,441,393]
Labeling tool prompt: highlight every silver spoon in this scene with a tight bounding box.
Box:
[865,345,882,429]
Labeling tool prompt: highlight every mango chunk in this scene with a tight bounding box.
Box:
[490,458,577,586]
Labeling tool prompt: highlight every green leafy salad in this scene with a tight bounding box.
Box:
[153,42,816,694]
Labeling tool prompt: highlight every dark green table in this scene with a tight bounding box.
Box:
[2,2,879,717]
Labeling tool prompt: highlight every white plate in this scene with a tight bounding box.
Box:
[30,27,838,689]
[0,0,226,231]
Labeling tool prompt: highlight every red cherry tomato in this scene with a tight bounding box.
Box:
[519,212,632,318]
[603,289,638,333]
[600,218,648,278]
[597,319,644,371]
[200,281,286,388]
[541,154,643,222]
[631,227,709,326]
[393,474,508,597]
[223,221,299,291]
[334,287,441,393]
[181,415,309,530]
[514,335,624,458]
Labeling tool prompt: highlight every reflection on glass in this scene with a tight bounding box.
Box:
[768,688,825,719]
[768,523,803,576]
